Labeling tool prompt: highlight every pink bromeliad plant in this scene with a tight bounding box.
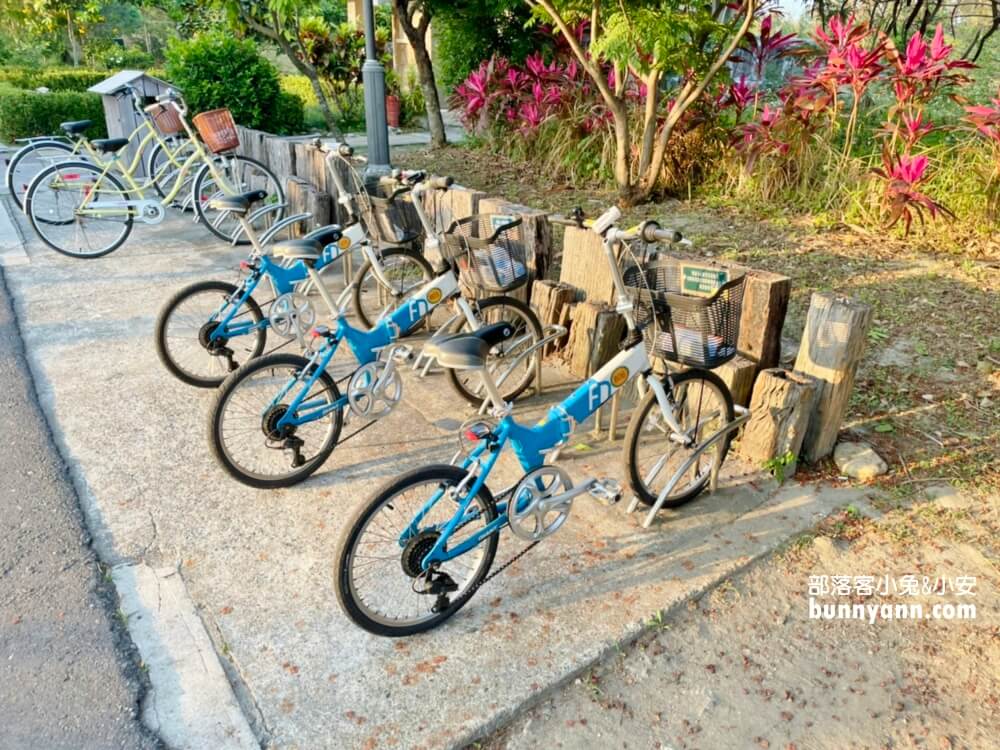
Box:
[963,88,1000,215]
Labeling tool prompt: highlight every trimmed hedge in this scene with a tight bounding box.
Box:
[0,67,109,92]
[0,85,106,142]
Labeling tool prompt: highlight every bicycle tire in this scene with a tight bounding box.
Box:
[335,463,499,637]
[351,247,435,330]
[24,160,133,259]
[192,155,285,245]
[5,139,75,211]
[446,296,543,404]
[623,367,735,508]
[155,279,267,388]
[208,353,344,489]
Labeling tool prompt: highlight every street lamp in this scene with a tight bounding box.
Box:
[361,0,391,178]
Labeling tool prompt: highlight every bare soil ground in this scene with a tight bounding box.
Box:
[480,491,1000,750]
[396,145,1000,748]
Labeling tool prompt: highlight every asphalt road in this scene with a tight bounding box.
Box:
[0,270,159,750]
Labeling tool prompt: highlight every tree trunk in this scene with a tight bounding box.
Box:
[393,0,447,148]
[66,9,82,67]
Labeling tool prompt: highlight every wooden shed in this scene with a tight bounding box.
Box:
[87,70,177,176]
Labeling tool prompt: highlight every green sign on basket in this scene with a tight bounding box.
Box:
[680,264,729,297]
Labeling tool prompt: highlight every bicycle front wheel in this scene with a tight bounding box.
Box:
[155,280,267,388]
[24,161,133,259]
[624,367,735,508]
[209,353,344,489]
[335,464,499,637]
[351,247,434,330]
[192,155,284,244]
[447,296,543,404]
[6,139,76,211]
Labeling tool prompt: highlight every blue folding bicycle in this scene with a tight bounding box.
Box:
[334,206,752,636]
[205,183,548,489]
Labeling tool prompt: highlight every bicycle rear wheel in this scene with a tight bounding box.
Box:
[446,296,543,404]
[624,367,734,508]
[208,353,344,489]
[146,137,197,203]
[192,155,284,244]
[5,139,76,211]
[155,280,267,388]
[335,464,498,637]
[24,161,133,259]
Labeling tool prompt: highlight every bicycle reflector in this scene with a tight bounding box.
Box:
[458,417,498,455]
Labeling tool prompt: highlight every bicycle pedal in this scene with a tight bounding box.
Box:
[588,478,622,506]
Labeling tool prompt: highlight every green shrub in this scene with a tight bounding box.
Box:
[101,47,156,70]
[165,32,282,130]
[265,90,306,135]
[0,67,108,92]
[0,84,106,142]
[280,75,318,107]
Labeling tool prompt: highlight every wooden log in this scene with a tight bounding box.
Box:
[565,301,625,379]
[559,225,615,304]
[738,270,791,373]
[794,293,872,463]
[738,368,818,476]
[716,354,757,407]
[421,185,484,233]
[478,198,552,290]
[303,183,332,229]
[292,141,315,186]
[531,280,575,356]
[264,136,296,184]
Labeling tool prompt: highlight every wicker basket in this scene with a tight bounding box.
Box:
[366,192,424,245]
[192,108,239,153]
[440,214,527,293]
[145,102,184,136]
[623,259,746,369]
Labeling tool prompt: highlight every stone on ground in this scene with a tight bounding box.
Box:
[834,441,888,480]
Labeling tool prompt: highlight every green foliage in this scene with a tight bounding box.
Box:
[0,67,107,91]
[0,84,105,141]
[763,451,797,484]
[433,2,539,92]
[165,31,283,130]
[266,89,305,134]
[279,74,317,106]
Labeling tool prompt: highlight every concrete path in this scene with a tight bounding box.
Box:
[0,200,869,749]
[0,261,158,749]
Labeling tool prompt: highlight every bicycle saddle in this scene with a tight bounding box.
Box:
[302,224,343,248]
[425,322,515,370]
[60,120,92,135]
[92,137,130,154]
[271,239,324,264]
[209,190,269,214]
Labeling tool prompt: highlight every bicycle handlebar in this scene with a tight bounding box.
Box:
[641,222,683,244]
[549,210,683,244]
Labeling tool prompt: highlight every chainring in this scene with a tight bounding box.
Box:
[269,292,316,340]
[347,361,403,419]
[508,466,574,542]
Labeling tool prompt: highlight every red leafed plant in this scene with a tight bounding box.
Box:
[733,14,803,77]
[872,149,955,234]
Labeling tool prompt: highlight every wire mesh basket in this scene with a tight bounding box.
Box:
[145,102,184,136]
[366,191,424,245]
[440,214,528,293]
[192,108,240,153]
[623,259,746,369]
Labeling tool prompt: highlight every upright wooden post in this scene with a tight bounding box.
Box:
[530,280,575,355]
[738,270,791,372]
[564,302,624,379]
[715,354,757,407]
[559,225,615,303]
[794,293,872,463]
[738,369,818,476]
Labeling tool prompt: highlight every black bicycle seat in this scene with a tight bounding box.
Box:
[425,322,515,370]
[209,190,269,214]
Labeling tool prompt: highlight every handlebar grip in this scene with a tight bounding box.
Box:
[642,223,683,244]
[338,143,354,157]
[429,176,453,190]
